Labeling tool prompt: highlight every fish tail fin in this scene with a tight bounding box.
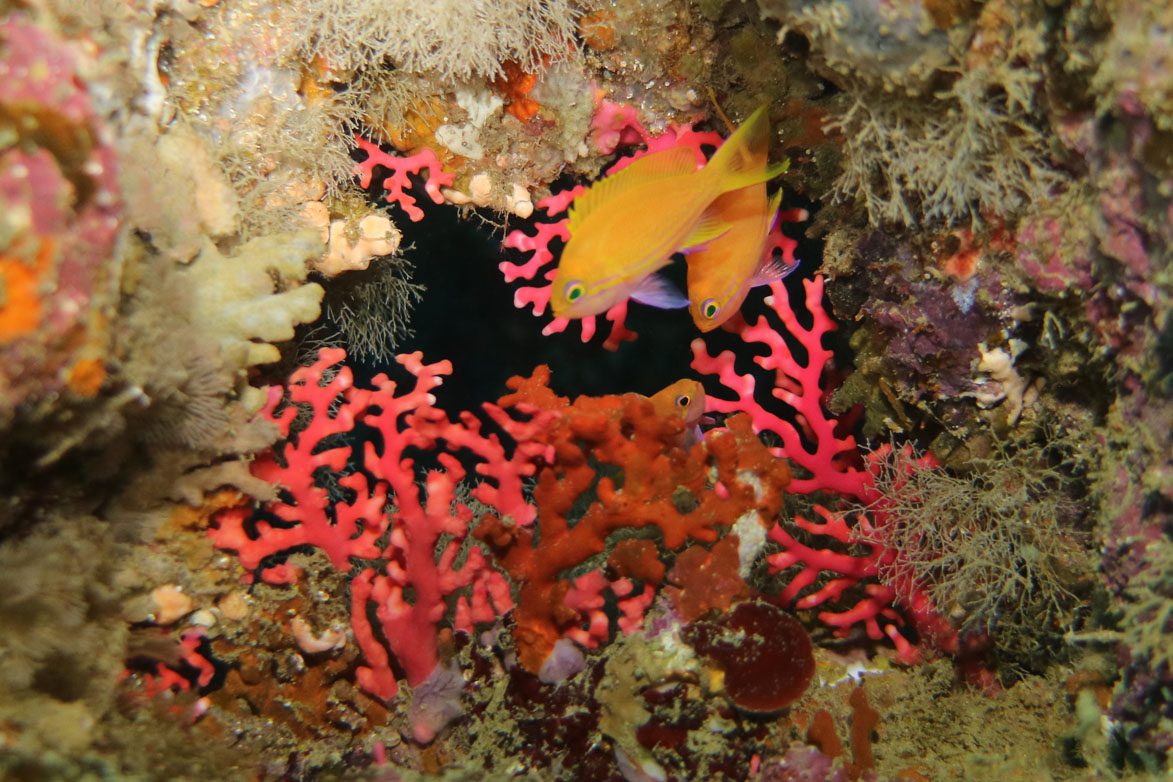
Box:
[704,105,782,192]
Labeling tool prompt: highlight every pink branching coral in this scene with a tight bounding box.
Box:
[138,629,216,698]
[692,277,956,662]
[692,276,863,497]
[211,347,557,703]
[354,137,455,222]
[502,100,800,349]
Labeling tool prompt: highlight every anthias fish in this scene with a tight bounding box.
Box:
[648,378,706,446]
[648,378,705,427]
[686,184,798,332]
[551,105,786,319]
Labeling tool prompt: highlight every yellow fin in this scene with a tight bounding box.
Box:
[567,147,697,233]
[681,212,732,250]
[703,105,783,192]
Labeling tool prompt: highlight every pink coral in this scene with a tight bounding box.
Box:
[692,276,956,662]
[212,347,557,702]
[354,137,455,222]
[137,629,216,698]
[765,498,918,661]
[561,569,655,649]
[692,276,864,497]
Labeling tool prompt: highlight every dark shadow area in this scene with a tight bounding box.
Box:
[356,195,701,413]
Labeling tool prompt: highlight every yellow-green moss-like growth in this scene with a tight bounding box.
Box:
[858,435,1095,671]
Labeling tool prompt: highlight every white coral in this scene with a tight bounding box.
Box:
[316,214,403,277]
[972,340,1041,425]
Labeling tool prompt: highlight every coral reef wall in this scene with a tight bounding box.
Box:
[0,0,1168,779]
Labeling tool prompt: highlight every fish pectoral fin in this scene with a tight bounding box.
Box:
[750,254,801,287]
[680,213,732,250]
[567,147,697,233]
[630,273,690,309]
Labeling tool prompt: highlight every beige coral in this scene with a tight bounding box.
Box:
[148,584,193,625]
[176,230,324,409]
[315,214,403,277]
[443,174,534,217]
[122,123,240,260]
[973,340,1042,425]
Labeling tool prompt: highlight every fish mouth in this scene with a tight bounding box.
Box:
[551,300,578,319]
[552,293,615,320]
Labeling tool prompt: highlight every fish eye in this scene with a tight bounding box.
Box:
[565,281,585,302]
[701,299,720,319]
[675,394,690,408]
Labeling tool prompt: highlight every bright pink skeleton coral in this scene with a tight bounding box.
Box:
[211,347,557,703]
[354,137,455,222]
[501,100,803,350]
[691,276,862,497]
[691,276,957,663]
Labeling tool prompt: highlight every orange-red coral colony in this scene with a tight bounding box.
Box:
[0,19,120,409]
[479,366,792,672]
[0,239,53,342]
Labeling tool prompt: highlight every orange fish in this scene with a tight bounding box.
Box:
[686,184,799,332]
[682,102,797,332]
[551,106,786,319]
[648,378,705,426]
[648,378,706,446]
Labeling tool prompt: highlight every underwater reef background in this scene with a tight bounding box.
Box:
[0,0,1169,780]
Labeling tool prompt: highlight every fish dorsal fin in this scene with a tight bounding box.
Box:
[630,272,690,309]
[680,211,732,250]
[706,105,769,176]
[763,160,788,181]
[567,147,697,233]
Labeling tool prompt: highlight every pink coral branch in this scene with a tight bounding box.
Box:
[765,505,917,662]
[691,275,865,497]
[561,570,656,650]
[693,275,957,663]
[213,347,559,703]
[208,349,391,578]
[354,137,455,222]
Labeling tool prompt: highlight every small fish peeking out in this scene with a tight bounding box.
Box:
[648,377,706,446]
[551,105,786,320]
